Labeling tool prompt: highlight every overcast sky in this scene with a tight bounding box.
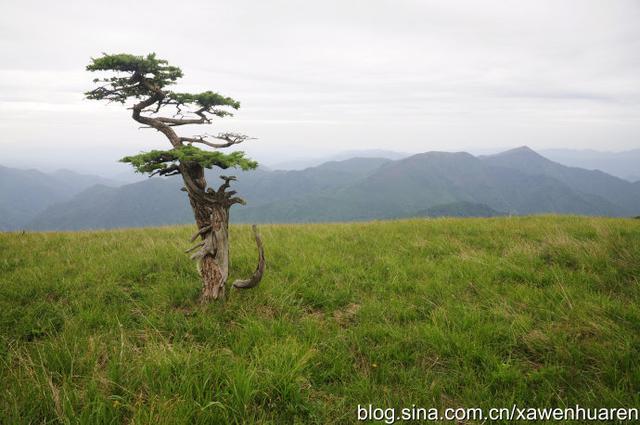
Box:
[1,0,639,175]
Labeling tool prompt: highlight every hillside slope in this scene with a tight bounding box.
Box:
[1,217,639,423]
[236,151,622,222]
[540,148,640,182]
[414,201,505,217]
[27,179,191,231]
[481,146,640,216]
[16,148,640,230]
[0,165,121,230]
[26,158,392,230]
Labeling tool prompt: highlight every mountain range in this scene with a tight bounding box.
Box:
[266,149,410,171]
[539,148,640,182]
[1,147,639,231]
[264,147,640,183]
[0,166,120,230]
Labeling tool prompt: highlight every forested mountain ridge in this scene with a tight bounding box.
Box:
[4,147,640,231]
[0,166,121,230]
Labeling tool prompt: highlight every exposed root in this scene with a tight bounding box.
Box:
[233,225,265,289]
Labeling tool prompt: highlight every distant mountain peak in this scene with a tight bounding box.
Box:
[408,150,476,160]
[482,146,551,165]
[496,145,543,157]
[512,145,535,153]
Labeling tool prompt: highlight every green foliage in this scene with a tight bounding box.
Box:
[169,91,240,110]
[85,53,183,103]
[1,216,640,423]
[84,53,240,116]
[85,53,254,177]
[120,145,258,175]
[86,53,183,81]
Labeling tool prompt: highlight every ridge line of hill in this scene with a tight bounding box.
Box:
[3,147,640,231]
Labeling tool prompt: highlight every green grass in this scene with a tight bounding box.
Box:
[1,216,639,424]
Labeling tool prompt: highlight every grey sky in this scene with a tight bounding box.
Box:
[1,0,639,174]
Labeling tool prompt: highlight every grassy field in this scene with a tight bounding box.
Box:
[1,216,639,424]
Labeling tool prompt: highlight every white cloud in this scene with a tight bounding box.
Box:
[0,0,639,174]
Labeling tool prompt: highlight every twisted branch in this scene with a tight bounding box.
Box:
[180,132,253,149]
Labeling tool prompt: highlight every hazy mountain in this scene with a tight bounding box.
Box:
[27,179,192,231]
[481,147,640,216]
[236,150,621,223]
[267,150,408,170]
[27,158,392,230]
[106,169,150,184]
[540,148,640,182]
[13,148,640,231]
[230,157,392,206]
[0,165,122,230]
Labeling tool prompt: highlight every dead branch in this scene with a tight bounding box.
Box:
[185,241,204,253]
[190,224,212,242]
[233,225,265,289]
[180,132,254,149]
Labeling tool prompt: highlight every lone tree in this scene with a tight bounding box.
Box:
[86,53,264,302]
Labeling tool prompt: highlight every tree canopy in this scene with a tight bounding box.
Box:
[85,53,256,175]
[121,146,257,177]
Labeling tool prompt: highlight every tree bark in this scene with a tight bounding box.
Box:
[181,166,265,302]
[181,165,228,301]
[192,199,229,302]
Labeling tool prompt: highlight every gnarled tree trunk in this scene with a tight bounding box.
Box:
[191,200,229,301]
[182,166,264,302]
